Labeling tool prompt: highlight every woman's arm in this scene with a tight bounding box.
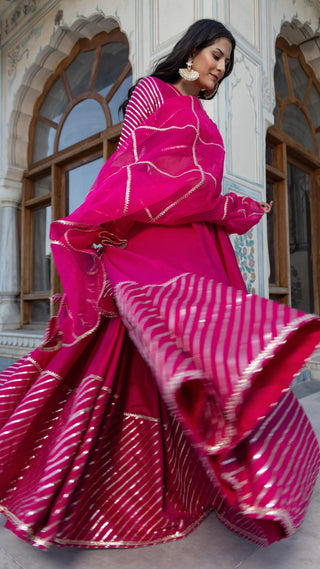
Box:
[208,196,273,235]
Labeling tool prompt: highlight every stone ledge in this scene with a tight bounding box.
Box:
[0,330,43,360]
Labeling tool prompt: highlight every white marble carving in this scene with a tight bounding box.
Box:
[0,200,20,331]
[0,330,43,359]
[226,49,262,183]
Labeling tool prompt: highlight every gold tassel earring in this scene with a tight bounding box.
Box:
[179,57,199,81]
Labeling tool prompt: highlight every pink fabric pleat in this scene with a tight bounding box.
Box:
[115,273,320,539]
[0,317,219,548]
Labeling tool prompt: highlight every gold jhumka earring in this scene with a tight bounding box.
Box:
[178,57,199,81]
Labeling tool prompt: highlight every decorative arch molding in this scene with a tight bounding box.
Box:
[266,16,320,315]
[278,18,320,81]
[6,13,123,184]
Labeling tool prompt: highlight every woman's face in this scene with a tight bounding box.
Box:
[192,37,232,92]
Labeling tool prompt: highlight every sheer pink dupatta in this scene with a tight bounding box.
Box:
[49,96,264,345]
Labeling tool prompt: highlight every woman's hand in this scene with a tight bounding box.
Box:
[259,201,273,214]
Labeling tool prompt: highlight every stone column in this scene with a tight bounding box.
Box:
[0,169,23,331]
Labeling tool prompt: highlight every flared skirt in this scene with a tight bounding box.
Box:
[0,273,319,549]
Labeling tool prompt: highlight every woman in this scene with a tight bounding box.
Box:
[0,19,319,550]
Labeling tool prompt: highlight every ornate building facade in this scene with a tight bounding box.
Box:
[0,0,319,362]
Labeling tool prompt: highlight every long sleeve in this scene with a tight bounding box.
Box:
[208,192,264,234]
[118,77,165,148]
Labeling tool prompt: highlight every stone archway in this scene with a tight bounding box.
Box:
[266,17,320,310]
[7,13,121,173]
[265,17,320,376]
[278,18,320,80]
[280,18,320,374]
[0,13,123,341]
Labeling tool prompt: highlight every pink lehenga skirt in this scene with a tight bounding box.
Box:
[0,273,319,549]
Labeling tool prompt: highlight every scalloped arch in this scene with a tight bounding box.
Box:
[7,13,123,174]
[278,18,320,81]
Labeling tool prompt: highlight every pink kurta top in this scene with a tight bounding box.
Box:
[107,76,262,292]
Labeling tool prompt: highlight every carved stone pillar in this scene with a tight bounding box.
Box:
[0,170,23,331]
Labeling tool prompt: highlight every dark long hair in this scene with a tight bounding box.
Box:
[119,19,236,116]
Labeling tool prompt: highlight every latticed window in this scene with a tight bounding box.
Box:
[21,29,132,325]
[266,37,320,314]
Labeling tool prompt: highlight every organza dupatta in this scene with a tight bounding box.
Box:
[50,96,265,344]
